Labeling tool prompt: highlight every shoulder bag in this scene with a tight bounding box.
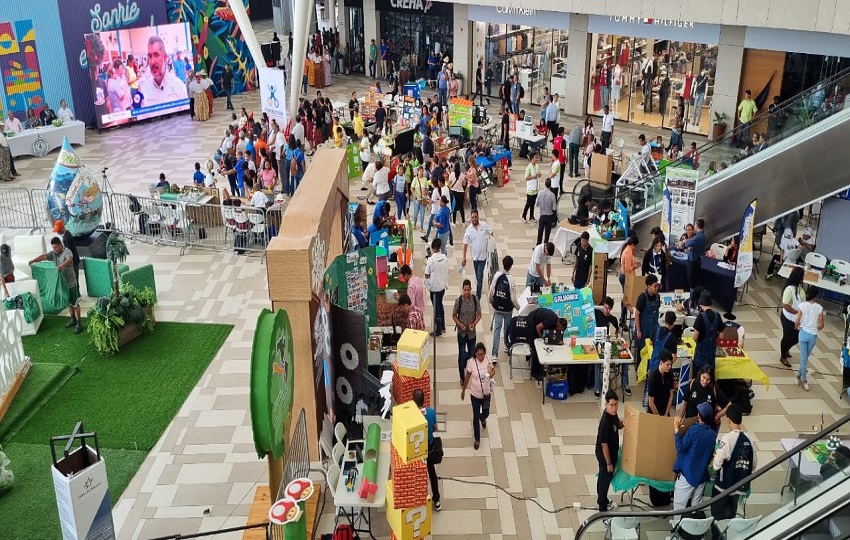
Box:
[474,356,492,415]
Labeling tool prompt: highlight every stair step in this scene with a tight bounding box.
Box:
[830,516,850,537]
[800,535,833,540]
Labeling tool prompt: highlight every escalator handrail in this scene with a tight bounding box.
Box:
[574,413,850,539]
[604,65,850,206]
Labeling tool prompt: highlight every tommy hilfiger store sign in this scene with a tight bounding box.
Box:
[609,16,696,28]
[589,14,721,43]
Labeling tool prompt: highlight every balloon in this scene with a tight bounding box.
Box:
[45,138,103,237]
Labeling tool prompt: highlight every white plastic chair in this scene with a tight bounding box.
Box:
[682,327,696,339]
[248,212,266,243]
[669,517,713,539]
[710,243,727,259]
[12,234,47,279]
[683,316,697,328]
[783,248,801,265]
[332,441,345,468]
[805,252,827,270]
[831,259,850,277]
[610,516,640,540]
[327,463,342,524]
[334,422,347,445]
[721,516,761,539]
[612,137,626,171]
[508,342,532,380]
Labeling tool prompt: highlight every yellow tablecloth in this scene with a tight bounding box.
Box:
[637,338,770,388]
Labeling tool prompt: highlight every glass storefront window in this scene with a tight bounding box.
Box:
[348,7,365,74]
[484,24,568,108]
[380,12,452,79]
[587,34,717,137]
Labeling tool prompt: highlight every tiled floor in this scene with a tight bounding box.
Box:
[4,20,849,540]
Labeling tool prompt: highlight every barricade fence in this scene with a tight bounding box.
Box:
[0,187,282,255]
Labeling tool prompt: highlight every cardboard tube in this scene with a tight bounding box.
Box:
[364,422,381,461]
[283,500,307,540]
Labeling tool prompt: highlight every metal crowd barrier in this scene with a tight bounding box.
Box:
[0,186,283,255]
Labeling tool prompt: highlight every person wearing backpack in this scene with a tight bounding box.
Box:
[693,292,723,373]
[710,404,754,538]
[453,279,482,383]
[489,255,520,363]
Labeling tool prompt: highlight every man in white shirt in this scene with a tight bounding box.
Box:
[291,116,306,147]
[601,105,614,151]
[236,133,248,154]
[250,188,268,208]
[371,159,391,204]
[527,242,554,289]
[57,99,75,123]
[425,237,449,336]
[461,210,492,300]
[5,112,23,133]
[219,129,234,156]
[137,35,188,108]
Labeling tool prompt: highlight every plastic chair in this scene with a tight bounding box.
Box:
[831,259,850,277]
[710,243,727,259]
[683,316,697,328]
[805,252,827,270]
[783,248,801,265]
[332,441,345,467]
[612,137,626,171]
[327,463,342,524]
[478,185,490,206]
[721,516,761,539]
[508,342,532,380]
[334,422,347,445]
[682,327,696,339]
[670,517,714,539]
[609,516,640,540]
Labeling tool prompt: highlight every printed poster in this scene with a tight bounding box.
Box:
[448,98,473,138]
[735,199,758,288]
[324,247,379,327]
[663,167,699,243]
[535,287,596,338]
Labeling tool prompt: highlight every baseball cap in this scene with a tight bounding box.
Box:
[697,402,714,422]
[52,220,65,233]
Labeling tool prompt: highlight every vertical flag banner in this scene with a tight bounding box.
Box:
[734,199,758,288]
[616,199,630,238]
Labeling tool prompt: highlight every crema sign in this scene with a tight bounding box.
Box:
[389,0,432,12]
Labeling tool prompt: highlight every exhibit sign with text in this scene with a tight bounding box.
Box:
[535,287,596,338]
[661,167,699,243]
[250,308,295,460]
[259,66,288,128]
[735,199,758,288]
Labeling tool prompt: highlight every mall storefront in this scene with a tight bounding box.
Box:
[467,6,570,108]
[585,16,721,136]
[344,0,367,74]
[375,0,454,79]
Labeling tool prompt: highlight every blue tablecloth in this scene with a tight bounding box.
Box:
[476,149,512,169]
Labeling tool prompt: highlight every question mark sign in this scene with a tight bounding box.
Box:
[405,507,427,537]
[409,429,425,455]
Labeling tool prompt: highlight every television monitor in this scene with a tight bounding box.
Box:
[448,125,463,138]
[84,22,193,129]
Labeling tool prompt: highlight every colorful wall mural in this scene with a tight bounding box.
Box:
[0,20,48,120]
[166,0,257,97]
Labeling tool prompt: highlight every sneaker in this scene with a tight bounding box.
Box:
[65,319,78,328]
[795,374,802,386]
[481,419,487,429]
[522,217,527,223]
[803,380,810,391]
[492,357,498,365]
[594,390,601,398]
[607,500,617,510]
[623,386,632,396]
[529,217,537,223]
[421,235,429,241]
[434,500,442,511]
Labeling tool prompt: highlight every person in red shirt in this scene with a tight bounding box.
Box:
[552,127,567,190]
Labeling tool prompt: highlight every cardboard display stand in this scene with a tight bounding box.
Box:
[620,404,677,482]
[589,154,614,187]
[591,253,607,304]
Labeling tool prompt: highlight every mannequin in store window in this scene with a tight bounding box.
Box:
[611,64,622,116]
[659,73,671,117]
[692,70,709,127]
[642,55,657,113]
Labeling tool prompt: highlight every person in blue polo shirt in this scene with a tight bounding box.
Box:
[680,217,706,290]
[234,151,246,196]
[672,402,718,512]
[192,162,205,186]
[432,195,451,254]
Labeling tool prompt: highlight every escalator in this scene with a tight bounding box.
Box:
[574,414,850,540]
[599,67,850,244]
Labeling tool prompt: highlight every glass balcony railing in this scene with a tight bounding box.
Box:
[612,67,850,222]
[575,414,850,540]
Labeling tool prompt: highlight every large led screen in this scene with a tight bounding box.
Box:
[84,22,193,129]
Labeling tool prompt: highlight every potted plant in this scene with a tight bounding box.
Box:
[86,236,156,355]
[712,112,728,141]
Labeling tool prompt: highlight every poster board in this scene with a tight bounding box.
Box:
[346,142,363,180]
[661,167,700,243]
[402,95,421,129]
[448,98,473,138]
[324,247,379,327]
[362,88,382,119]
[591,253,607,304]
[535,287,596,338]
[620,404,677,481]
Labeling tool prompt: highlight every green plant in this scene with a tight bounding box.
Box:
[106,235,129,302]
[87,284,155,355]
[713,111,728,125]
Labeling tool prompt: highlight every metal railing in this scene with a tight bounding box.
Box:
[270,409,317,540]
[0,186,283,255]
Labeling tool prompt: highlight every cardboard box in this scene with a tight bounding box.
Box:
[623,272,644,311]
[590,154,614,187]
[391,401,428,464]
[396,329,431,378]
[386,481,432,540]
[392,364,431,408]
[620,404,677,481]
[52,444,116,540]
[389,448,429,508]
[592,253,607,304]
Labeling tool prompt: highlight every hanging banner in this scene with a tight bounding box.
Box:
[662,167,699,243]
[535,287,596,338]
[734,199,758,288]
[615,199,630,238]
[448,98,473,138]
[259,67,288,128]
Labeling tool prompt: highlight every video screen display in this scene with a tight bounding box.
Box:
[84,23,193,129]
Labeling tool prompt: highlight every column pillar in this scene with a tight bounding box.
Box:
[452,4,470,94]
[364,0,379,57]
[563,13,590,117]
[290,0,313,118]
[713,25,746,138]
[328,0,337,32]
[340,5,350,51]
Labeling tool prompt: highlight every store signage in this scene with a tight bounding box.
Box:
[466,5,570,30]
[496,6,536,16]
[609,16,696,28]
[389,0,433,13]
[250,308,296,460]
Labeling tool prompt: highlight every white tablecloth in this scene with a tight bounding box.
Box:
[552,223,625,260]
[7,120,86,158]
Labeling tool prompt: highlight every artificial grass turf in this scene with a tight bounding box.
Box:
[0,315,232,540]
[0,363,76,443]
[0,442,147,540]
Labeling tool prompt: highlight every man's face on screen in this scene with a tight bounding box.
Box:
[148,42,165,85]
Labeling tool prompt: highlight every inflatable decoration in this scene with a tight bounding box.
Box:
[45,138,103,237]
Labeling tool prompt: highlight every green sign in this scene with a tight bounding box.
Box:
[324,247,379,327]
[250,308,295,460]
[346,143,363,180]
[448,99,473,138]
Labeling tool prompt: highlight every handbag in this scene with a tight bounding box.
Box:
[473,356,493,415]
[429,436,444,464]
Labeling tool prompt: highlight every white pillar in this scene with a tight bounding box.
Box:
[563,13,591,117]
[290,0,313,119]
[364,0,378,51]
[452,4,470,94]
[328,0,337,32]
[341,5,350,49]
[712,25,746,136]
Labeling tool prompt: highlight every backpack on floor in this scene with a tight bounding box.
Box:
[333,523,355,540]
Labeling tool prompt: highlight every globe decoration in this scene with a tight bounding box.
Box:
[45,138,103,237]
